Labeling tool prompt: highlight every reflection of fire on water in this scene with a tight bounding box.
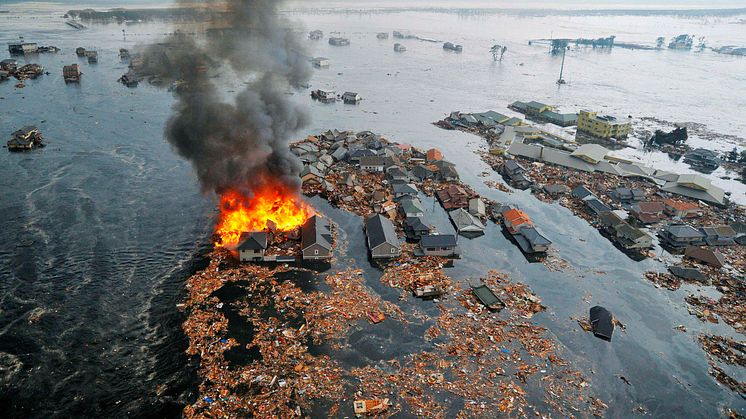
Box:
[214,182,314,249]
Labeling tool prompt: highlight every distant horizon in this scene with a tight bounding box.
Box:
[5,0,746,12]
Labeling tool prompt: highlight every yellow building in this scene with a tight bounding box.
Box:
[577,110,631,140]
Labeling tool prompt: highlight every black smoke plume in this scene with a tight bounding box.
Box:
[139,0,311,196]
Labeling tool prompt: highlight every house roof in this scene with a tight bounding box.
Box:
[519,226,552,246]
[393,183,418,195]
[503,208,532,226]
[571,144,609,164]
[590,306,613,341]
[405,217,429,232]
[412,164,435,179]
[663,199,698,211]
[666,224,705,239]
[526,100,549,110]
[543,184,570,194]
[615,223,650,241]
[399,197,424,214]
[302,215,332,251]
[684,246,726,267]
[420,234,458,248]
[598,211,624,228]
[426,148,443,161]
[237,232,268,251]
[700,225,736,238]
[503,159,525,173]
[585,198,612,214]
[661,178,725,205]
[542,110,577,123]
[366,214,399,249]
[634,201,665,214]
[450,208,486,232]
[359,156,386,166]
[668,266,707,282]
[571,185,594,199]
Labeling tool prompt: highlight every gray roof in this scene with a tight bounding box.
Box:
[405,217,430,232]
[237,232,268,251]
[668,266,707,282]
[504,159,525,173]
[399,197,425,214]
[572,185,594,199]
[393,183,418,195]
[420,234,458,248]
[301,215,332,251]
[359,156,386,166]
[585,198,612,214]
[366,214,399,249]
[571,144,609,163]
[661,177,725,205]
[449,208,485,232]
[519,226,552,246]
[665,224,705,239]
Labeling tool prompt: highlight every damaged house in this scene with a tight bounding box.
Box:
[365,214,401,259]
[301,216,333,261]
[418,234,460,257]
[238,232,268,262]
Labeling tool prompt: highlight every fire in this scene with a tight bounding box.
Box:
[215,183,314,248]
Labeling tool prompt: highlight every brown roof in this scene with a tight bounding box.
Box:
[664,199,698,211]
[684,246,725,268]
[635,201,665,214]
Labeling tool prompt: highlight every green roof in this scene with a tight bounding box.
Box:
[471,111,510,126]
[542,110,578,123]
[526,101,549,110]
[503,117,523,126]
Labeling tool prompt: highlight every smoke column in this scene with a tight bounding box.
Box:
[139,0,311,196]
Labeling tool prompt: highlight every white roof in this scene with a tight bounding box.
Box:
[570,144,609,164]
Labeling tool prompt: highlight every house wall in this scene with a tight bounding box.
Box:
[371,242,400,258]
[421,245,456,257]
[239,249,264,262]
[303,244,331,260]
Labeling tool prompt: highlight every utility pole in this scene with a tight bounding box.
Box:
[557,47,566,85]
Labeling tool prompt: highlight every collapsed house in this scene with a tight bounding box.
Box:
[7,126,44,151]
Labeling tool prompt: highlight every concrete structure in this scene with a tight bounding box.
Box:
[301,216,332,260]
[238,232,268,262]
[577,110,631,140]
[365,214,401,259]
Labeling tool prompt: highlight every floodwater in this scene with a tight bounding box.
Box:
[1,2,745,417]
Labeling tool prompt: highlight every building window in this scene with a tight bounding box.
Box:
[391,248,396,253]
[314,249,319,255]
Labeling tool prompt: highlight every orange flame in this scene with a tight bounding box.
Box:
[215,182,314,248]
